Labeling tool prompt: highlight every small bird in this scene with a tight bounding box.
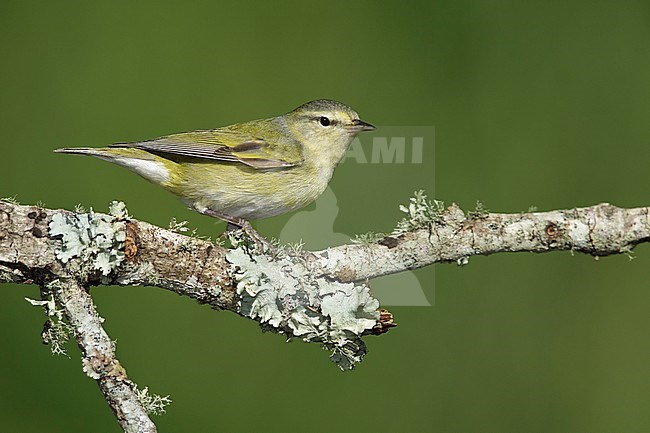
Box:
[55,99,374,246]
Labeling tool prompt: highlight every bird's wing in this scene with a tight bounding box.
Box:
[110,125,304,169]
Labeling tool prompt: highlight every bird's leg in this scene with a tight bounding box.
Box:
[198,208,274,253]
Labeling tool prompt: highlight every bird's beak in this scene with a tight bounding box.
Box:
[349,118,376,132]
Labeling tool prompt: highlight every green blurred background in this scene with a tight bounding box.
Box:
[2,1,650,432]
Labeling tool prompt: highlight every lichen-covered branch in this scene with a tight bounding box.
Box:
[2,193,650,431]
[2,196,649,341]
[0,200,394,370]
[313,198,650,282]
[50,278,159,433]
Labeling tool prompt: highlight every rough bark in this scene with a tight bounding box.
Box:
[2,197,649,433]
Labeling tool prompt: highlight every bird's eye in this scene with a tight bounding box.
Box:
[319,116,331,127]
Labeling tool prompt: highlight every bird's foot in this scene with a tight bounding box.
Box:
[229,220,278,255]
[198,208,276,254]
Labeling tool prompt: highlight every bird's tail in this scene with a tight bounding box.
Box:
[54,146,141,158]
[54,147,172,185]
[55,147,103,155]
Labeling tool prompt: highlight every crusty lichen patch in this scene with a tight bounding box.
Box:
[227,247,380,370]
[48,201,128,279]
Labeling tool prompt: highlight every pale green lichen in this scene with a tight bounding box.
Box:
[620,245,636,261]
[393,190,445,235]
[352,232,386,246]
[1,195,19,205]
[134,385,172,416]
[108,201,129,219]
[282,239,305,256]
[48,201,128,278]
[227,247,380,370]
[168,217,216,247]
[25,281,72,357]
[168,217,190,233]
[467,200,489,219]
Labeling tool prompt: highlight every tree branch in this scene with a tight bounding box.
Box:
[2,194,650,432]
[314,201,650,281]
[51,277,158,433]
[0,198,396,431]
